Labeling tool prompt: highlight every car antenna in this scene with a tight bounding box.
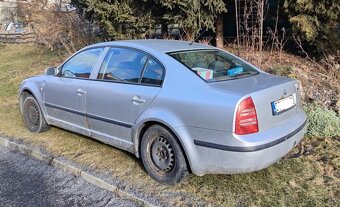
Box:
[189,29,206,45]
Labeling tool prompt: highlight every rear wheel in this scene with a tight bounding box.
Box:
[140,125,189,184]
[22,95,50,133]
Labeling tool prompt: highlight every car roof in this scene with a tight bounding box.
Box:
[90,39,216,53]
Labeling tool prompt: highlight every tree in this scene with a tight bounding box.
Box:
[284,0,340,56]
[215,13,224,48]
[71,0,151,39]
[71,0,226,40]
[148,0,226,39]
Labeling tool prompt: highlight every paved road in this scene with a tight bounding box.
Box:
[0,145,140,207]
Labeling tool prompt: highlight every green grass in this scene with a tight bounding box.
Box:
[0,44,339,206]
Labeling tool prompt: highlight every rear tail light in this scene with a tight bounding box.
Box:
[235,97,259,135]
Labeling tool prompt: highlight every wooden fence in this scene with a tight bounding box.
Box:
[0,32,36,43]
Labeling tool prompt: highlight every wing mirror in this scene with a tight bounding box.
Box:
[44,67,58,76]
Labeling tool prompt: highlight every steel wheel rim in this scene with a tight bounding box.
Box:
[150,136,175,175]
[26,100,40,129]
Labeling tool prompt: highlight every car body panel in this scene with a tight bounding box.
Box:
[85,80,161,143]
[19,77,46,116]
[178,109,306,175]
[43,77,88,133]
[19,40,307,176]
[209,72,301,132]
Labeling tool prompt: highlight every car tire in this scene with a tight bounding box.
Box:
[141,125,189,184]
[22,95,50,133]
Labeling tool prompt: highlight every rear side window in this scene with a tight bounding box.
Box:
[168,49,259,82]
[141,57,164,86]
[60,48,104,78]
[98,48,148,83]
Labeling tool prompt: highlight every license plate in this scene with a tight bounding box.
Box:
[271,94,296,115]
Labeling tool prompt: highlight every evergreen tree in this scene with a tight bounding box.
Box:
[284,0,340,56]
[71,0,226,40]
[71,0,151,39]
[148,0,226,39]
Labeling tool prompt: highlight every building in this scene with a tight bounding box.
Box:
[0,0,73,23]
[0,0,74,32]
[0,0,17,24]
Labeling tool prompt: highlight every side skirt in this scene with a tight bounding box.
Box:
[47,116,135,154]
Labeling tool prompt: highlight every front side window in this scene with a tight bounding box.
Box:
[60,48,104,78]
[98,48,148,83]
[168,50,259,82]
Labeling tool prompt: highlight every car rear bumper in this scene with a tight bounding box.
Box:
[176,110,307,176]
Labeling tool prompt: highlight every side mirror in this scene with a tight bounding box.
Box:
[45,67,57,76]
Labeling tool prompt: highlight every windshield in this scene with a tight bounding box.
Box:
[168,49,259,82]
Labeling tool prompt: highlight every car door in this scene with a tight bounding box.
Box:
[85,47,164,145]
[43,47,105,135]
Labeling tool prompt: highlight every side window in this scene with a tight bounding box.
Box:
[61,48,103,78]
[141,57,164,86]
[98,48,148,83]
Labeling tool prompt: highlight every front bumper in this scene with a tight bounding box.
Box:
[176,111,307,176]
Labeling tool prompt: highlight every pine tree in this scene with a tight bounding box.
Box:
[148,0,226,39]
[71,0,226,40]
[284,0,340,56]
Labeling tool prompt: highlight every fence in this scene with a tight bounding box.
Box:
[0,32,36,43]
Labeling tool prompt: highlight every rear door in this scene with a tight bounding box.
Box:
[43,47,104,135]
[85,47,164,144]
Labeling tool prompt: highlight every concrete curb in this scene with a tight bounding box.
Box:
[0,136,156,207]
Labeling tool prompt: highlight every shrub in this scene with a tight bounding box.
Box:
[304,104,340,138]
[17,1,93,53]
[268,66,293,77]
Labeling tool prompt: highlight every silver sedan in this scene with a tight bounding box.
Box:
[19,40,307,184]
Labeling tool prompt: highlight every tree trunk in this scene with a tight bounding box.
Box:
[259,0,264,52]
[161,23,168,38]
[216,14,224,48]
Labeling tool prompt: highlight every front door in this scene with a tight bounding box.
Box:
[43,47,104,135]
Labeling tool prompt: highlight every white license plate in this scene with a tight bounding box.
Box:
[271,94,296,115]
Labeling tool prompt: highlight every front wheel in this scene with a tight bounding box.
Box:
[22,95,50,133]
[140,125,189,184]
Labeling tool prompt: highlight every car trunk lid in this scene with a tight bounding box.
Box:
[209,72,300,132]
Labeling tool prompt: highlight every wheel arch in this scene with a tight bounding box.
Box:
[19,88,35,114]
[133,119,193,173]
[19,85,47,122]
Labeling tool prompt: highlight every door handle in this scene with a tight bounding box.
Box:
[76,88,86,96]
[131,96,145,104]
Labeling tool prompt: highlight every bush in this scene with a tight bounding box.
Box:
[17,1,93,53]
[268,66,293,77]
[304,104,340,138]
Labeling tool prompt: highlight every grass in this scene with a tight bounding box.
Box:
[0,44,339,206]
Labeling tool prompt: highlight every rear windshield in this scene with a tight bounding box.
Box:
[168,49,259,82]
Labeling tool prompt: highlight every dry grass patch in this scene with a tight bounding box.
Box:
[0,44,338,206]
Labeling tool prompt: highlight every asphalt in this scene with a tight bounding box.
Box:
[0,145,140,207]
